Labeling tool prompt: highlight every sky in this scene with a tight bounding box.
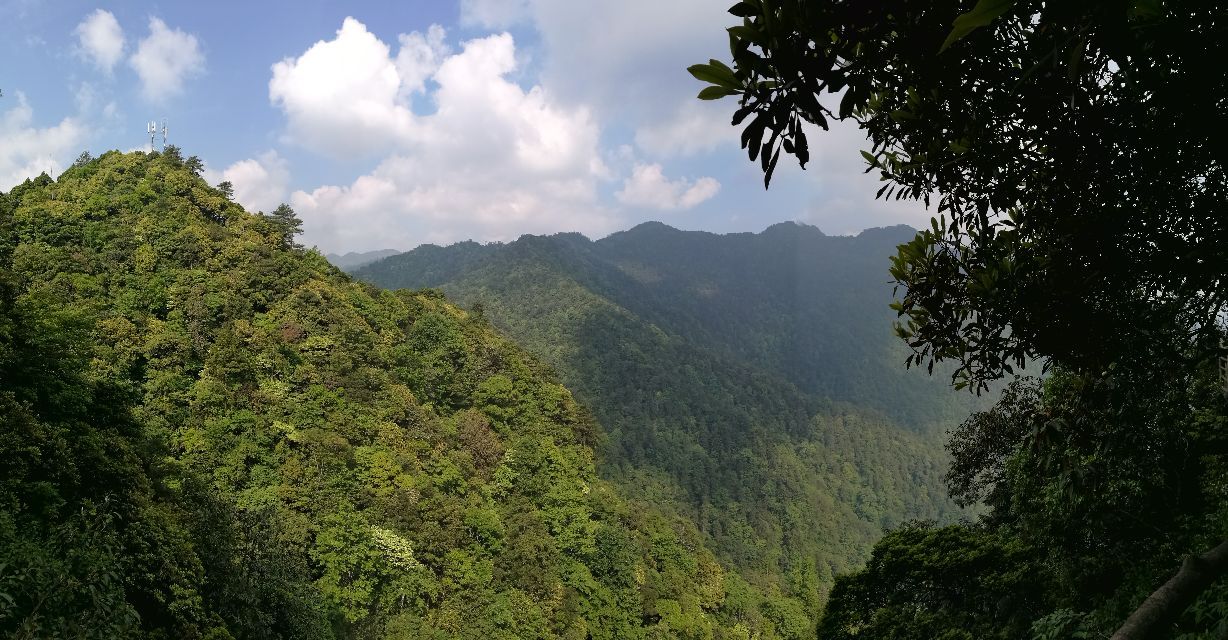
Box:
[0,0,930,253]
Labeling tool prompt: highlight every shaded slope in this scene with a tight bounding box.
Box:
[586,221,978,430]
[325,249,401,271]
[355,225,968,623]
[0,153,776,639]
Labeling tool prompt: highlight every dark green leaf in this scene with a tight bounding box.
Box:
[728,1,759,18]
[939,0,1017,53]
[698,86,738,100]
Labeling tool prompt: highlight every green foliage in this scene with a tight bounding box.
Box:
[0,150,754,638]
[821,365,1228,638]
[818,523,1047,640]
[698,0,1227,392]
[701,2,1228,636]
[354,222,983,633]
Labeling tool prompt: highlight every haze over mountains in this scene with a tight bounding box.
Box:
[354,221,986,621]
[324,250,402,271]
[353,221,981,429]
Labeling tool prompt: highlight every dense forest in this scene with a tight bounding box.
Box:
[689,0,1228,637]
[353,223,983,628]
[358,222,987,429]
[0,149,819,639]
[4,0,1224,636]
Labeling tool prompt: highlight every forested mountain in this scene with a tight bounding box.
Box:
[354,222,983,626]
[359,222,981,430]
[0,150,801,639]
[325,250,401,271]
[690,2,1228,637]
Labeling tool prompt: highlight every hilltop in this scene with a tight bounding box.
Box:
[0,151,793,639]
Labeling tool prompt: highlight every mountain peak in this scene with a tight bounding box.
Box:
[855,224,919,241]
[626,220,679,234]
[761,220,826,237]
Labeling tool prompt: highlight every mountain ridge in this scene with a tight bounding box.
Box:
[354,218,978,627]
[0,151,799,639]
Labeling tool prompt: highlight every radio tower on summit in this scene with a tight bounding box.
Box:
[146,119,169,152]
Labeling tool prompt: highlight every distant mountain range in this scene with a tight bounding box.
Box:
[325,248,401,270]
[356,221,980,428]
[353,221,985,620]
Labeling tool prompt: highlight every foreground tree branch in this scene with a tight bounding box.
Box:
[1112,539,1228,640]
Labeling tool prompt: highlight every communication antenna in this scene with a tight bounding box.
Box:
[161,119,168,148]
[147,121,157,152]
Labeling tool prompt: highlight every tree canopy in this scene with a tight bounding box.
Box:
[690,0,1227,391]
[693,1,1228,637]
[355,222,981,633]
[0,150,766,639]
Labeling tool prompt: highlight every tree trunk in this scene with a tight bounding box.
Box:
[1111,539,1228,640]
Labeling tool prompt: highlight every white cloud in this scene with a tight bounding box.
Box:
[459,0,532,28]
[788,117,931,233]
[282,20,615,252]
[616,163,719,210]
[463,1,741,159]
[270,18,416,157]
[634,101,736,157]
[203,151,290,214]
[129,17,205,102]
[526,1,734,141]
[0,93,87,190]
[395,24,449,97]
[74,9,125,73]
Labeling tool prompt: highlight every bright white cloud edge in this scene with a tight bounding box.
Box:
[75,9,126,73]
[616,163,720,210]
[0,93,87,190]
[277,18,617,253]
[129,17,205,102]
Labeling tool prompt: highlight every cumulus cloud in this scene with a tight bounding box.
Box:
[395,24,449,97]
[616,163,719,210]
[0,93,87,190]
[74,9,125,72]
[203,151,290,214]
[270,18,417,157]
[282,19,615,252]
[526,1,734,142]
[459,1,744,159]
[513,1,926,227]
[129,17,205,102]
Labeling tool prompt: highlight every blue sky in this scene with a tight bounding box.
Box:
[0,0,929,253]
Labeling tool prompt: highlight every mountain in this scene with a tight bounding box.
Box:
[0,152,793,639]
[354,221,985,624]
[325,249,401,270]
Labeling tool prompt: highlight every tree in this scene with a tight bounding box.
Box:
[185,155,205,176]
[217,180,235,201]
[267,203,304,248]
[690,0,1226,391]
[692,1,1228,636]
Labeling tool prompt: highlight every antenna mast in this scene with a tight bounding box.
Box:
[147,121,157,152]
[161,119,168,148]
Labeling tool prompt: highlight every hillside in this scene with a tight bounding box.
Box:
[359,222,981,430]
[354,222,980,622]
[0,151,797,639]
[325,249,401,271]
